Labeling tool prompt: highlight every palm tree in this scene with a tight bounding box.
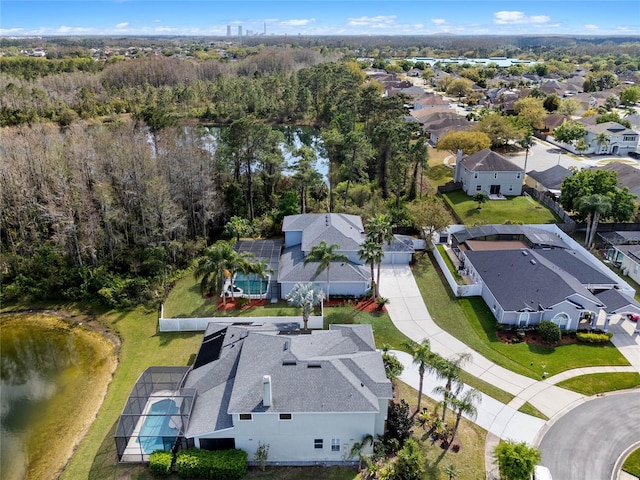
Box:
[349,434,374,471]
[595,132,610,154]
[448,388,482,451]
[285,282,325,330]
[444,463,460,480]
[358,237,383,298]
[193,240,237,307]
[367,214,394,297]
[432,352,472,423]
[248,259,274,299]
[303,241,349,301]
[403,338,438,416]
[518,133,534,175]
[576,194,612,248]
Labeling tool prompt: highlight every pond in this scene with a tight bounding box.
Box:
[0,314,116,480]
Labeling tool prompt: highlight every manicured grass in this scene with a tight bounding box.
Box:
[442,190,559,225]
[459,371,515,405]
[517,402,549,420]
[623,448,640,478]
[412,253,631,379]
[425,164,454,187]
[556,372,640,395]
[436,244,464,284]
[396,381,486,480]
[324,306,411,350]
[61,306,204,480]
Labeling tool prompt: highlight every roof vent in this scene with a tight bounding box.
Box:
[283,360,296,366]
[307,362,322,369]
[530,259,537,265]
[522,251,529,256]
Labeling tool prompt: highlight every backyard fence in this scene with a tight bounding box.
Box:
[158,313,324,332]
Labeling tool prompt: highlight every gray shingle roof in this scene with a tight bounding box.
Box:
[461,149,523,172]
[278,245,370,283]
[527,165,572,189]
[283,214,365,252]
[594,163,640,198]
[585,121,636,136]
[183,325,391,432]
[595,289,640,314]
[453,225,568,249]
[465,249,601,312]
[534,249,618,286]
[599,231,640,246]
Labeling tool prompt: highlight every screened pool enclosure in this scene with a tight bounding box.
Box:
[115,367,195,462]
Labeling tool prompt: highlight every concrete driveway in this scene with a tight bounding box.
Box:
[538,391,640,480]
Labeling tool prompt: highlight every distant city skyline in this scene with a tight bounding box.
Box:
[1,1,638,37]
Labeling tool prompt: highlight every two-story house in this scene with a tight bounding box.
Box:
[453,149,524,197]
[584,122,639,155]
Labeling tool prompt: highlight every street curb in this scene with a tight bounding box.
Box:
[612,441,640,480]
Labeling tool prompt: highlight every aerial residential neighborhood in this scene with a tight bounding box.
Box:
[1,2,640,480]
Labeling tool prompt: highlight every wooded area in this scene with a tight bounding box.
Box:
[1,37,638,307]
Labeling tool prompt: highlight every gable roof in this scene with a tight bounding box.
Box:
[278,244,370,284]
[533,249,617,286]
[594,163,640,197]
[183,325,392,436]
[585,121,637,136]
[453,225,569,249]
[527,165,573,189]
[599,230,640,246]
[465,249,602,312]
[460,149,523,172]
[595,289,640,314]
[283,214,365,252]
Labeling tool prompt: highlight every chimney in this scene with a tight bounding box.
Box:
[262,375,272,407]
[454,149,463,183]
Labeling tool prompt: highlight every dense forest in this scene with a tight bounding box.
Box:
[1,36,638,307]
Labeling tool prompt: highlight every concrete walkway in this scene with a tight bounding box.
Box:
[378,264,640,479]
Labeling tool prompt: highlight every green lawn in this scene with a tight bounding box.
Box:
[623,448,640,478]
[412,253,631,379]
[556,372,640,395]
[436,244,464,284]
[517,402,549,420]
[442,190,559,225]
[424,164,454,187]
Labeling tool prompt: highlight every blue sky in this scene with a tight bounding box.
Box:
[1,1,638,37]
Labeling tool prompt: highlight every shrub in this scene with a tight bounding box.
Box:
[149,450,173,476]
[176,449,247,479]
[576,331,613,343]
[536,321,561,344]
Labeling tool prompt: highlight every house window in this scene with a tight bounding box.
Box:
[314,439,323,449]
[331,438,341,452]
[476,184,481,191]
[623,135,636,141]
[239,414,252,420]
[509,185,513,191]
[634,264,639,275]
[494,173,498,179]
[474,172,478,179]
[516,172,521,179]
[279,413,292,420]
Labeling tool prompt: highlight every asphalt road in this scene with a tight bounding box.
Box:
[538,392,640,480]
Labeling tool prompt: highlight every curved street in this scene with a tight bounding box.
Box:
[538,392,640,480]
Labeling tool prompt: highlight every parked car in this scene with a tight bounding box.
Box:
[626,313,639,322]
[629,151,640,159]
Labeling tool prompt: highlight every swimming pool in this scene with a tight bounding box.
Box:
[234,273,269,296]
[137,398,180,454]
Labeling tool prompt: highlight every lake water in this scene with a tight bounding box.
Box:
[0,314,115,480]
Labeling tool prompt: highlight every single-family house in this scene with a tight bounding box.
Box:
[606,241,640,285]
[583,122,639,155]
[116,324,392,464]
[447,225,640,331]
[279,214,413,299]
[593,162,640,198]
[453,149,524,197]
[525,165,572,195]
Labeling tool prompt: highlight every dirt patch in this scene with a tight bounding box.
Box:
[216,299,268,311]
[496,329,577,347]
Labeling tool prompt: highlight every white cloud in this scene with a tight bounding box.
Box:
[279,18,315,27]
[431,19,447,25]
[0,27,24,35]
[584,24,599,30]
[115,22,129,29]
[493,11,550,25]
[155,26,176,33]
[57,25,72,33]
[347,15,397,27]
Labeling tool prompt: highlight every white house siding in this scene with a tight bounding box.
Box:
[460,169,523,196]
[620,254,640,284]
[194,411,381,463]
[585,131,639,155]
[381,252,413,265]
[279,281,371,299]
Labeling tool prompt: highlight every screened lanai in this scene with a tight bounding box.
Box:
[115,367,195,462]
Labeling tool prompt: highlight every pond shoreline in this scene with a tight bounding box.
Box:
[0,310,120,480]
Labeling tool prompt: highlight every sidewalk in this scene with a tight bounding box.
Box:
[378,264,640,478]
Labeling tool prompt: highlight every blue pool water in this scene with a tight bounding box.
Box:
[234,273,268,295]
[137,398,179,454]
